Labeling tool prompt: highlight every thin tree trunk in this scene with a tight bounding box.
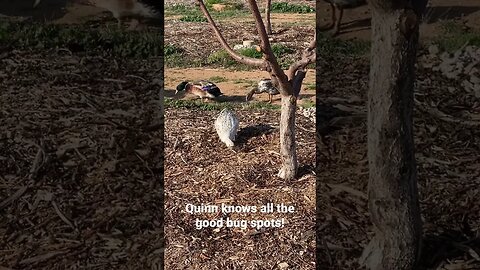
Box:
[265,0,272,35]
[278,94,298,179]
[360,4,423,270]
[196,0,315,180]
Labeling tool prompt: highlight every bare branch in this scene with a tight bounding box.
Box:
[287,37,316,81]
[245,0,290,95]
[265,0,272,34]
[196,0,265,67]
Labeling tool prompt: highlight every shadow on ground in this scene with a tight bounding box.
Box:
[0,0,69,21]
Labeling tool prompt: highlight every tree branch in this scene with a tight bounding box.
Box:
[196,0,266,67]
[245,0,291,95]
[287,36,316,81]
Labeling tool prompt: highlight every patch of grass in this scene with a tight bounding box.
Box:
[208,76,228,83]
[165,54,205,68]
[164,44,183,56]
[270,2,315,13]
[165,98,234,111]
[300,99,315,109]
[432,21,480,52]
[238,47,263,58]
[180,15,208,23]
[165,4,191,14]
[317,32,370,58]
[207,50,238,66]
[164,98,281,111]
[242,102,281,110]
[272,43,295,56]
[233,79,257,87]
[165,3,247,20]
[207,43,295,68]
[304,83,316,91]
[0,21,163,58]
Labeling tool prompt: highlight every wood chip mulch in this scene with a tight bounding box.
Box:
[0,48,164,269]
[164,108,316,269]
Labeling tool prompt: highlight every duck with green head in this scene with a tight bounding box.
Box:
[175,80,223,101]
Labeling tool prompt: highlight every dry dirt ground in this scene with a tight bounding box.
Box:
[164,68,315,105]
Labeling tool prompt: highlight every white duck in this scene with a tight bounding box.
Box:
[214,109,239,148]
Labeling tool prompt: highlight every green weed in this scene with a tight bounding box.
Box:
[207,43,295,69]
[164,98,281,111]
[208,76,228,82]
[0,21,163,58]
[300,99,315,109]
[317,31,370,58]
[432,21,480,52]
[270,2,315,13]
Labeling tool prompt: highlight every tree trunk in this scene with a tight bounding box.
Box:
[277,94,298,179]
[265,0,272,35]
[360,5,423,270]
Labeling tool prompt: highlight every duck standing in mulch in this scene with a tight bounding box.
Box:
[321,0,367,35]
[175,80,224,102]
[215,108,239,148]
[34,0,162,30]
[246,79,280,104]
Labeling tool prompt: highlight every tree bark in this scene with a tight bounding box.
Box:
[360,2,426,269]
[265,0,272,35]
[277,94,298,179]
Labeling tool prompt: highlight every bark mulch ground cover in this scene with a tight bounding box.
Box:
[0,47,164,269]
[164,107,316,269]
[316,51,480,269]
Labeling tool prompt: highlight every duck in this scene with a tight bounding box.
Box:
[215,109,239,148]
[33,0,162,30]
[321,0,367,35]
[246,79,280,104]
[175,80,223,101]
